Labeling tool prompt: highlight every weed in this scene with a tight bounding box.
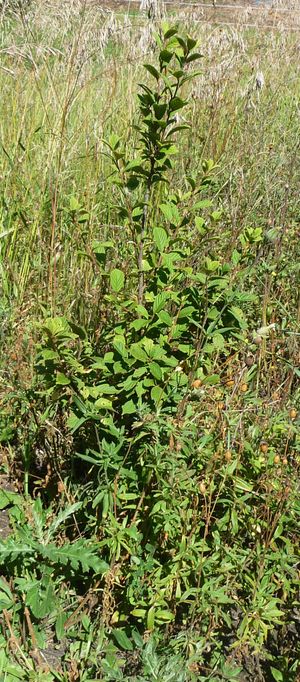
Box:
[0,4,299,681]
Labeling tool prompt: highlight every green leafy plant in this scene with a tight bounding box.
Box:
[1,15,299,682]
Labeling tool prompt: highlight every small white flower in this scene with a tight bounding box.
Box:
[255,323,276,338]
[175,366,183,373]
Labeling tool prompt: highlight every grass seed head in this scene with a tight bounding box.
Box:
[224,450,232,462]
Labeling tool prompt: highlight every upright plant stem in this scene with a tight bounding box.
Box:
[138,159,154,305]
[138,187,149,306]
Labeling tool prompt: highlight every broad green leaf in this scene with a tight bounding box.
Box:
[0,489,22,511]
[92,240,114,254]
[161,251,180,268]
[126,176,140,191]
[144,63,160,80]
[154,103,167,119]
[90,384,117,396]
[164,27,178,40]
[147,606,156,630]
[203,374,220,385]
[142,336,154,356]
[132,629,144,648]
[195,215,205,233]
[193,199,212,210]
[56,372,70,385]
[125,158,144,171]
[94,398,113,410]
[0,658,25,679]
[67,413,87,433]
[110,268,125,293]
[153,291,168,314]
[151,386,165,405]
[149,362,162,380]
[169,96,187,112]
[155,609,175,622]
[56,610,67,641]
[166,123,190,138]
[113,337,127,357]
[186,52,203,63]
[204,257,220,272]
[122,400,136,415]
[212,333,225,350]
[130,319,145,331]
[26,577,56,619]
[108,133,121,149]
[158,310,173,326]
[160,202,180,226]
[130,344,148,362]
[270,668,284,682]
[230,306,247,328]
[159,49,173,65]
[178,306,195,319]
[153,226,169,252]
[42,316,75,340]
[112,629,133,651]
[210,210,222,221]
[141,258,152,272]
[221,664,243,679]
[69,195,81,211]
[39,349,59,360]
[131,608,146,618]
[135,304,149,318]
[186,36,197,50]
[69,321,87,340]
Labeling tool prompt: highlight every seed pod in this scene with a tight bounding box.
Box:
[260,441,268,453]
[224,450,232,462]
[199,481,206,495]
[225,379,234,388]
[192,379,202,389]
[240,383,248,393]
[274,455,280,465]
[282,457,288,466]
[289,408,297,420]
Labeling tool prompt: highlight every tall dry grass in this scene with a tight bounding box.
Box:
[0,0,299,326]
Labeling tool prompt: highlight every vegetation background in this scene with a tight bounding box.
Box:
[0,0,299,680]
